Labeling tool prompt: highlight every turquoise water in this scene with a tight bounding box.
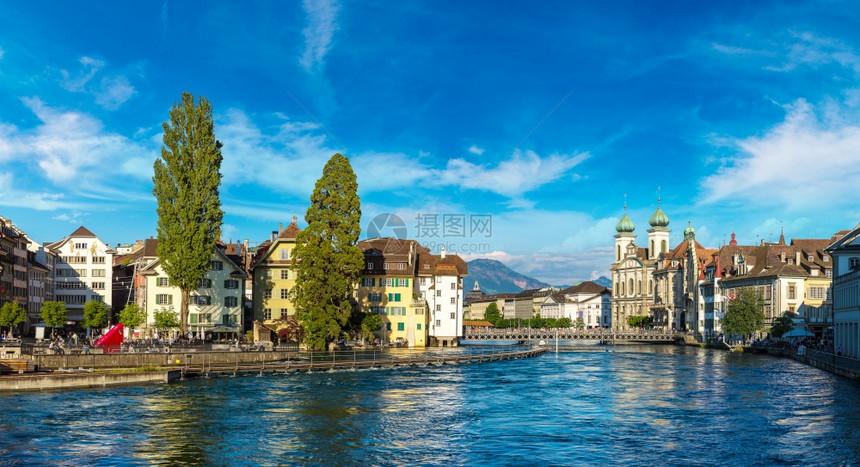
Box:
[1,345,859,466]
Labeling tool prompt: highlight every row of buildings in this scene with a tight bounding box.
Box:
[463,281,611,328]
[608,201,852,349]
[0,216,469,348]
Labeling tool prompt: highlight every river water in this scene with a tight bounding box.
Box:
[1,345,859,466]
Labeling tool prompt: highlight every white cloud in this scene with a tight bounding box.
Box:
[0,173,83,211]
[299,0,340,73]
[52,212,85,225]
[700,99,860,210]
[0,46,4,60]
[468,145,485,155]
[95,75,136,110]
[219,109,589,201]
[59,56,135,109]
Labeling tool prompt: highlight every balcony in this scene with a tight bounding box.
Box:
[411,299,427,308]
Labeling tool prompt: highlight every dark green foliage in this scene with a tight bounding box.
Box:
[40,301,67,337]
[723,287,765,341]
[154,307,180,332]
[485,303,502,326]
[82,300,109,334]
[292,153,364,350]
[153,92,224,336]
[627,315,653,328]
[0,301,26,335]
[361,313,383,342]
[118,303,146,329]
[770,312,795,339]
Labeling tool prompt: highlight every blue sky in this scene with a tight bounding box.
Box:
[2,1,860,285]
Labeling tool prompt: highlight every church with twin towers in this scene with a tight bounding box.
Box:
[610,197,704,332]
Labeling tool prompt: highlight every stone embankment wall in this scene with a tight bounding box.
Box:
[768,348,860,380]
[0,370,182,392]
[32,350,298,370]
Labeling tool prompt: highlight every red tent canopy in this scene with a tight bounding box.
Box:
[95,323,124,353]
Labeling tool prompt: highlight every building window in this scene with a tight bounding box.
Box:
[223,314,235,325]
[450,283,456,290]
[280,308,289,318]
[280,288,289,299]
[387,293,401,302]
[74,242,88,250]
[157,277,169,287]
[450,312,455,319]
[851,258,860,269]
[436,304,441,311]
[826,269,832,278]
[92,269,106,278]
[264,288,272,300]
[200,278,212,288]
[156,294,173,305]
[436,320,441,326]
[383,263,389,270]
[367,262,373,270]
[436,290,441,297]
[788,284,796,300]
[91,282,105,290]
[417,323,422,330]
[398,263,404,270]
[263,308,271,320]
[361,277,375,287]
[211,260,223,271]
[368,292,382,302]
[224,296,238,307]
[421,277,427,285]
[280,249,290,260]
[281,270,290,280]
[224,279,239,289]
[190,295,212,306]
[450,297,456,304]
[92,256,106,264]
[386,322,391,331]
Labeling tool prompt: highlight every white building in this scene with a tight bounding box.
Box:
[825,224,860,358]
[46,226,115,323]
[135,239,247,339]
[561,281,612,328]
[417,247,468,347]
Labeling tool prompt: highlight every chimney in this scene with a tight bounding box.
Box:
[780,251,786,263]
[271,231,277,242]
[279,223,283,233]
[796,251,801,265]
[440,246,446,259]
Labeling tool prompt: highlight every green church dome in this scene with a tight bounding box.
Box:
[649,206,670,229]
[615,213,635,233]
[683,222,695,238]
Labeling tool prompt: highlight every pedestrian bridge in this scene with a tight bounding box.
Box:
[463,328,684,343]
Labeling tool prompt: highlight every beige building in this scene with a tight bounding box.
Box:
[46,226,116,323]
[250,218,301,337]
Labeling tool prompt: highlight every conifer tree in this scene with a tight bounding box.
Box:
[153,92,224,337]
[292,153,364,350]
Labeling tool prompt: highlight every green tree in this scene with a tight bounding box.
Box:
[573,317,585,330]
[723,287,765,342]
[770,312,795,339]
[153,92,224,337]
[154,307,180,334]
[485,303,502,326]
[82,300,109,339]
[40,301,67,338]
[0,301,26,336]
[291,153,364,350]
[118,303,146,335]
[361,313,383,343]
[627,315,653,329]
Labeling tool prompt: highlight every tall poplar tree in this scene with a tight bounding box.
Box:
[292,153,364,350]
[153,92,224,337]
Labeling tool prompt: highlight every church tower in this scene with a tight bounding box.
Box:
[647,196,670,260]
[614,200,636,261]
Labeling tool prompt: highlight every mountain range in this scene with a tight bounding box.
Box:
[463,258,611,295]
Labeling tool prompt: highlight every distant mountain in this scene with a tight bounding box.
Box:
[591,276,612,288]
[464,259,550,295]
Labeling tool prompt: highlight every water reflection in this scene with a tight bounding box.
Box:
[0,346,858,466]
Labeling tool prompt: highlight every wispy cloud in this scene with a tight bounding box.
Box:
[219,109,589,201]
[700,99,860,210]
[59,56,136,109]
[299,0,340,73]
[0,46,5,61]
[0,98,156,205]
[468,145,485,155]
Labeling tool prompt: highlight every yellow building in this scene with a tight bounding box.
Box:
[251,218,301,335]
[357,239,428,347]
